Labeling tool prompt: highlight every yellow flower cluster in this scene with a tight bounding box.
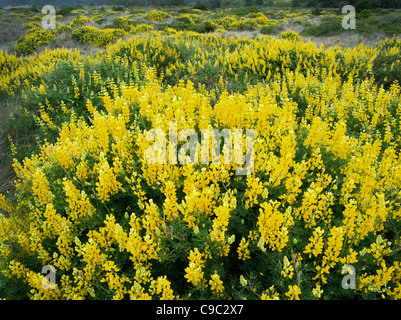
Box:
[144,10,170,22]
[184,248,206,288]
[257,201,293,252]
[209,272,224,297]
[71,26,127,47]
[69,16,92,28]
[214,13,276,31]
[15,28,57,55]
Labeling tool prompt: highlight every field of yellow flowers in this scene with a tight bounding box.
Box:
[1,9,401,300]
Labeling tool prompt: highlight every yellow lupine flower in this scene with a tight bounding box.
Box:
[63,179,95,221]
[357,260,395,296]
[281,256,294,279]
[303,227,325,258]
[162,181,179,221]
[184,248,206,288]
[143,199,164,239]
[312,285,323,299]
[237,237,251,261]
[38,84,46,95]
[285,285,301,300]
[95,154,123,203]
[314,226,345,283]
[74,86,80,99]
[149,276,176,300]
[261,286,280,300]
[209,272,224,297]
[257,201,292,252]
[245,176,265,208]
[31,168,54,206]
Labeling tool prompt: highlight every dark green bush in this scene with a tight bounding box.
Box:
[355,0,372,12]
[192,21,216,33]
[359,9,372,18]
[57,5,75,16]
[112,5,125,12]
[192,1,209,10]
[175,16,193,24]
[373,38,401,90]
[311,7,322,16]
[230,6,260,17]
[177,8,190,13]
[302,17,343,36]
[259,24,276,34]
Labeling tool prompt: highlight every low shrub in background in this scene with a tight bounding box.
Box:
[71,26,127,47]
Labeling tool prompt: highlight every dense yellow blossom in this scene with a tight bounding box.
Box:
[257,201,292,252]
[285,285,301,300]
[303,227,325,258]
[209,272,224,297]
[184,248,206,288]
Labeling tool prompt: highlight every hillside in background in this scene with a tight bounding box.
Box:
[0,0,109,7]
[1,0,401,8]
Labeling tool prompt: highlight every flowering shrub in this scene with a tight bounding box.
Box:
[71,26,127,47]
[0,50,20,75]
[131,23,153,35]
[15,27,57,55]
[1,27,401,301]
[107,17,135,32]
[280,30,302,42]
[69,16,92,28]
[0,48,81,97]
[213,16,238,29]
[14,21,71,56]
[373,37,401,89]
[105,16,154,35]
[175,14,196,25]
[214,14,276,31]
[249,12,271,26]
[144,10,170,22]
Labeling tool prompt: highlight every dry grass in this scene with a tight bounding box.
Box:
[0,17,28,47]
[212,30,261,39]
[303,32,386,48]
[215,29,391,48]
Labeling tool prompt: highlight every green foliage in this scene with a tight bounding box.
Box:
[71,26,127,46]
[175,14,195,25]
[112,5,126,11]
[291,0,401,9]
[356,0,372,12]
[57,6,75,16]
[359,9,372,18]
[259,24,276,34]
[192,1,210,10]
[8,59,148,165]
[200,21,217,33]
[373,37,401,90]
[311,7,322,15]
[280,30,302,41]
[69,16,92,28]
[15,23,68,56]
[302,17,343,37]
[3,23,401,300]
[229,6,260,16]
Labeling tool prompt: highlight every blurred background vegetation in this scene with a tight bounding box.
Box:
[0,0,400,10]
